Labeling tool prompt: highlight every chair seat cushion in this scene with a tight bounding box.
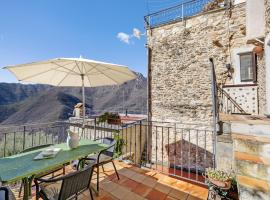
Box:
[87,153,112,164]
[40,181,62,200]
[0,187,15,200]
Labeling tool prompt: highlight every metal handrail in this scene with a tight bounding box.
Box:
[144,0,227,28]
[217,85,247,114]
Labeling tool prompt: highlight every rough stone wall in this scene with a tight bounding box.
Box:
[257,57,266,114]
[266,0,270,34]
[148,4,247,124]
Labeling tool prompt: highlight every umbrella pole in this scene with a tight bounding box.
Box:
[81,75,85,128]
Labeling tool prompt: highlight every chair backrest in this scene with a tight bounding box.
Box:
[100,137,116,157]
[21,144,53,153]
[58,163,94,200]
[0,187,8,200]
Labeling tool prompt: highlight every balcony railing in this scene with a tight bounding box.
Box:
[144,0,228,28]
[0,119,214,185]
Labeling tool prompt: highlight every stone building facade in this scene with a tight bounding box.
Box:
[146,0,269,179]
[147,0,268,124]
[148,2,248,125]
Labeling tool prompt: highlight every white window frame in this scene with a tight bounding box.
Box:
[232,46,256,85]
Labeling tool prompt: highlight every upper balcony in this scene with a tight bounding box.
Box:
[144,0,229,29]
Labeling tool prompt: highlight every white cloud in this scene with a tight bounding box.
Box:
[133,28,141,39]
[117,28,143,45]
[117,32,130,44]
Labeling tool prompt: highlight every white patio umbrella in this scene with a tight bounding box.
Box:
[4,57,136,125]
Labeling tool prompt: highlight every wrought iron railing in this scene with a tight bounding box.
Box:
[217,85,247,114]
[210,58,247,116]
[144,0,228,28]
[0,119,214,185]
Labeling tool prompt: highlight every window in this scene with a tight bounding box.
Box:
[239,52,257,82]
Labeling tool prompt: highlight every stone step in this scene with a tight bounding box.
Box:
[234,152,270,181]
[231,123,270,137]
[234,152,270,166]
[232,133,270,143]
[232,133,270,157]
[237,175,270,199]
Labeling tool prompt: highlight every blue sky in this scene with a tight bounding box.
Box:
[0,0,149,83]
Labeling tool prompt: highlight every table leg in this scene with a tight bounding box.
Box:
[22,178,29,200]
[22,176,33,200]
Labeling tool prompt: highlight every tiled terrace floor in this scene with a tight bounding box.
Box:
[11,161,208,200]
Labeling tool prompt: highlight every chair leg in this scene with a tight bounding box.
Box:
[18,182,23,197]
[102,165,105,172]
[97,165,99,192]
[89,188,94,200]
[112,161,120,180]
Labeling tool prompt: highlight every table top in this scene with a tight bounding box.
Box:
[0,139,108,183]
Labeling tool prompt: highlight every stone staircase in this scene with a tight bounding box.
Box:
[231,121,270,200]
[232,133,270,200]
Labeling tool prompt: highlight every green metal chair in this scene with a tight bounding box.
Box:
[34,163,95,200]
[78,137,120,192]
[0,187,15,200]
[18,144,66,197]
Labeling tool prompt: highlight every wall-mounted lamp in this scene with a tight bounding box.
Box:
[225,63,233,79]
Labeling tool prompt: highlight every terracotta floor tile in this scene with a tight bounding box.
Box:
[120,178,139,190]
[154,182,172,194]
[146,189,167,200]
[120,191,146,200]
[143,176,158,188]
[168,188,189,200]
[110,185,130,199]
[171,180,191,193]
[132,183,152,197]
[187,195,204,200]
[100,180,118,193]
[165,196,178,200]
[188,185,208,200]
[159,176,178,186]
[130,173,146,183]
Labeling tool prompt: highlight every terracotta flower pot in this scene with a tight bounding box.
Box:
[208,177,232,189]
[253,46,263,54]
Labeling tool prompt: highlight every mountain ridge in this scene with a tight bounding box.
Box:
[0,73,147,125]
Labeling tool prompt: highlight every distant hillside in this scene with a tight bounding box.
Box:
[0,73,147,125]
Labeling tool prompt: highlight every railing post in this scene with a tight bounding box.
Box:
[94,118,97,140]
[181,3,184,20]
[3,133,7,157]
[139,121,142,167]
[210,58,217,168]
[23,125,26,150]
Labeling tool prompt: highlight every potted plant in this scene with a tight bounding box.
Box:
[97,112,121,125]
[113,131,125,159]
[205,168,232,190]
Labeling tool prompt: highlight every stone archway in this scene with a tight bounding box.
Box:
[265,33,270,113]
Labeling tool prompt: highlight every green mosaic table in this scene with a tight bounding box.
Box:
[0,139,108,200]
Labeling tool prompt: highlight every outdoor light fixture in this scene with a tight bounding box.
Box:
[225,63,233,78]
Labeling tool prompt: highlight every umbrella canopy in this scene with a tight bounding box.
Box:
[4,57,136,125]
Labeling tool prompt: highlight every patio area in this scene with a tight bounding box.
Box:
[10,161,208,200]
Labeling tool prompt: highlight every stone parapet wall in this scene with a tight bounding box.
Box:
[148,3,247,124]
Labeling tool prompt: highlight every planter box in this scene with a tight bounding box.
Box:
[107,118,121,125]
